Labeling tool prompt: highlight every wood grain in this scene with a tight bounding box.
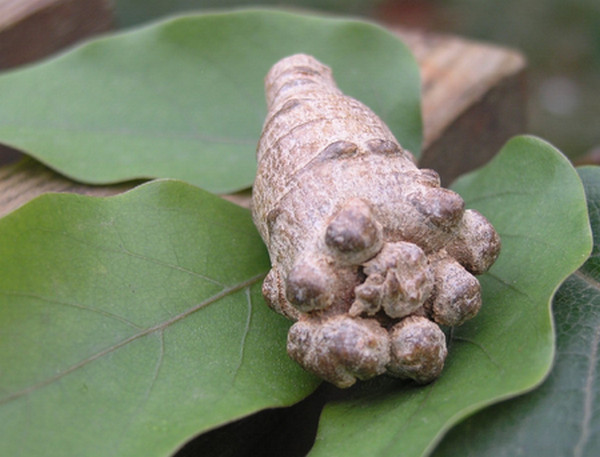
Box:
[0,0,113,70]
[0,158,132,216]
[0,5,527,217]
[396,28,527,184]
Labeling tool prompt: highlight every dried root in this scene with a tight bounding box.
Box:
[252,54,500,388]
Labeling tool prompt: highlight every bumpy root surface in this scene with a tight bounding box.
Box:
[252,54,501,387]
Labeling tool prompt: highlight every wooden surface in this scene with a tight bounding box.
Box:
[0,0,527,217]
[0,157,133,210]
[0,0,113,69]
[396,28,526,184]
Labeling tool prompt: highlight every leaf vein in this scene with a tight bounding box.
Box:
[484,272,536,304]
[114,228,225,286]
[35,226,225,286]
[232,287,253,384]
[118,242,225,286]
[0,290,142,330]
[0,272,266,405]
[145,330,165,406]
[451,335,503,372]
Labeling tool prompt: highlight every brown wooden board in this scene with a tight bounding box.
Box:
[396,28,527,185]
[0,0,113,69]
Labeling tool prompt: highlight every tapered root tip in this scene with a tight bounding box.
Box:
[387,316,447,383]
[428,257,482,327]
[411,187,465,229]
[325,199,383,264]
[447,210,501,275]
[285,259,334,312]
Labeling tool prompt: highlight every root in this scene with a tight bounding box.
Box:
[252,54,500,387]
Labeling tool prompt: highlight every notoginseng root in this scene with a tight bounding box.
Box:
[251,54,500,388]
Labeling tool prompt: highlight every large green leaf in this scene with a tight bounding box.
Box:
[430,165,600,457]
[308,136,592,457]
[0,9,421,192]
[0,180,320,456]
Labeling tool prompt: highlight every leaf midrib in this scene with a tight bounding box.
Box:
[0,272,266,405]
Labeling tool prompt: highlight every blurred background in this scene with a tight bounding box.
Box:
[113,0,600,163]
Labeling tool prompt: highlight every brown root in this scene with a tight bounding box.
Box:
[252,54,500,387]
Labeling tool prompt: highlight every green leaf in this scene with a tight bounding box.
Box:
[307,136,592,457]
[430,165,600,457]
[0,180,320,457]
[0,9,421,193]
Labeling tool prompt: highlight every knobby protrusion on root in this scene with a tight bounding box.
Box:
[252,54,501,388]
[351,241,433,319]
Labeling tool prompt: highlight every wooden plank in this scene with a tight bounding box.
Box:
[0,0,113,69]
[0,158,132,216]
[396,28,527,184]
[0,17,527,217]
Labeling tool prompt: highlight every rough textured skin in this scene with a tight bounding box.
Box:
[252,54,501,388]
[388,316,448,383]
[287,315,390,389]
